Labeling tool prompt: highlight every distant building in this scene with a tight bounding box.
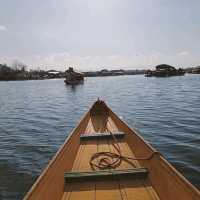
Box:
[100,69,111,76]
[192,66,200,74]
[110,69,125,75]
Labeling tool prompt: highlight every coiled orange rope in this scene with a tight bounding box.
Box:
[90,120,160,170]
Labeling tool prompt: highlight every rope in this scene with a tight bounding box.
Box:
[90,120,161,170]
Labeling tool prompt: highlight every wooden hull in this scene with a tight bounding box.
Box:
[23,100,200,200]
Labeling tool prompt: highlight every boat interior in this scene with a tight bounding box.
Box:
[24,100,200,200]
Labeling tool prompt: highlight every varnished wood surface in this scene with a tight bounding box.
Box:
[62,140,160,200]
[23,100,200,200]
[61,114,160,200]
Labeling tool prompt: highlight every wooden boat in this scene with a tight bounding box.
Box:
[23,100,200,200]
[64,67,84,85]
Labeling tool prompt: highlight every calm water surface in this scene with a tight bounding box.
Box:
[0,74,200,199]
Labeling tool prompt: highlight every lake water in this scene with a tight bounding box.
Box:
[0,74,200,199]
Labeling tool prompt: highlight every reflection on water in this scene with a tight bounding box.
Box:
[65,83,84,93]
[0,74,200,199]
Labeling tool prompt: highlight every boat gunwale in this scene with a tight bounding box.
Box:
[23,107,91,200]
[106,103,200,198]
[159,156,200,198]
[107,104,157,153]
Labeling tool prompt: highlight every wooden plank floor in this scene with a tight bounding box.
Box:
[61,115,160,200]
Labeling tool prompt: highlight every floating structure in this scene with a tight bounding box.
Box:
[23,100,200,200]
[145,64,185,77]
[187,66,200,74]
[64,67,84,85]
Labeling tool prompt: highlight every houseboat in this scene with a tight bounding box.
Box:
[64,67,84,85]
[145,64,185,77]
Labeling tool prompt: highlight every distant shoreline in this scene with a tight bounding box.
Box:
[0,73,144,82]
[0,64,146,81]
[84,69,145,77]
[0,63,200,81]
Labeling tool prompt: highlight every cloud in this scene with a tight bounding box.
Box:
[0,25,7,31]
[0,53,155,71]
[178,51,189,56]
[0,51,198,71]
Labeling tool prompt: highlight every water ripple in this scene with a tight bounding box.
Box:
[0,75,200,199]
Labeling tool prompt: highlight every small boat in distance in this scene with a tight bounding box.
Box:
[145,64,185,77]
[23,100,200,200]
[64,67,84,85]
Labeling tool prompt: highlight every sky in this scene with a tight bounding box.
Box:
[0,0,200,71]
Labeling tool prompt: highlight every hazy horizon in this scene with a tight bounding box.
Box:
[0,0,200,71]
